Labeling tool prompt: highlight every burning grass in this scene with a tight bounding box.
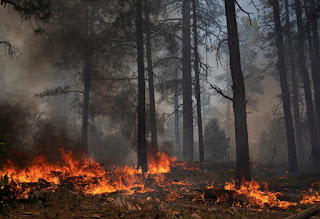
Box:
[1,150,320,218]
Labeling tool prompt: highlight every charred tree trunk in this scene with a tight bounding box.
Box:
[192,0,204,162]
[271,0,298,172]
[226,76,232,139]
[224,0,251,181]
[294,0,320,169]
[182,0,194,162]
[144,0,158,152]
[82,46,92,155]
[305,0,320,149]
[284,0,304,163]
[81,3,93,155]
[174,83,181,159]
[310,0,320,141]
[136,0,148,172]
[226,77,233,161]
[310,0,320,72]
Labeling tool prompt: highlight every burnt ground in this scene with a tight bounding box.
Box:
[1,162,320,219]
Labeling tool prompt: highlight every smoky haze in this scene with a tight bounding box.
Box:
[0,0,316,172]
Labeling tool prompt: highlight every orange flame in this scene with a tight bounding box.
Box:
[0,149,180,198]
[2,149,320,210]
[300,189,320,204]
[148,152,176,174]
[224,180,297,209]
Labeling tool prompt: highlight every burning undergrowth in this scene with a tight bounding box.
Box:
[0,149,194,200]
[1,149,320,212]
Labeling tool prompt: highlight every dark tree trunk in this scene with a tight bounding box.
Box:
[310,0,320,141]
[224,0,251,181]
[182,0,194,162]
[305,0,320,149]
[271,0,298,172]
[174,83,181,159]
[82,46,92,155]
[310,0,320,71]
[284,0,304,162]
[226,77,232,138]
[192,0,204,162]
[294,0,320,169]
[136,0,148,172]
[81,3,93,155]
[144,0,158,152]
[226,78,232,162]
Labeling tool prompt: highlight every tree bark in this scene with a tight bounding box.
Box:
[224,0,251,181]
[305,0,320,149]
[192,0,204,162]
[226,77,232,137]
[284,0,304,163]
[136,0,148,172]
[174,82,181,159]
[271,0,298,172]
[82,46,92,155]
[294,0,320,169]
[310,0,320,141]
[182,0,194,162]
[81,2,93,155]
[144,0,158,152]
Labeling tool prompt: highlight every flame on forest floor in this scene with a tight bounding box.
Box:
[0,149,195,197]
[223,180,297,209]
[300,189,320,204]
[1,149,320,210]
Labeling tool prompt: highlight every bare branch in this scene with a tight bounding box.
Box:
[0,41,24,57]
[208,82,233,101]
[235,0,253,25]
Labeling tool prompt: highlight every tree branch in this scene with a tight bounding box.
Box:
[208,83,233,101]
[235,0,253,25]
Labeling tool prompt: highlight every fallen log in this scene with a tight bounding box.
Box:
[283,205,320,219]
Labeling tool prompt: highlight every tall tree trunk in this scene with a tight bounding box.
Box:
[271,0,298,172]
[182,0,194,162]
[82,46,92,155]
[81,3,93,155]
[226,76,233,143]
[226,78,232,161]
[226,77,231,135]
[284,0,304,162]
[144,0,158,152]
[136,0,148,172]
[310,0,320,140]
[174,83,181,159]
[224,0,251,181]
[310,0,320,69]
[305,0,320,148]
[192,0,204,162]
[294,0,320,169]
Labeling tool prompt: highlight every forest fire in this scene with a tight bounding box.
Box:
[300,189,320,204]
[1,149,320,212]
[223,181,297,209]
[0,149,179,197]
[2,0,320,217]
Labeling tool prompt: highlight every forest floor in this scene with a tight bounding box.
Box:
[1,162,320,219]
